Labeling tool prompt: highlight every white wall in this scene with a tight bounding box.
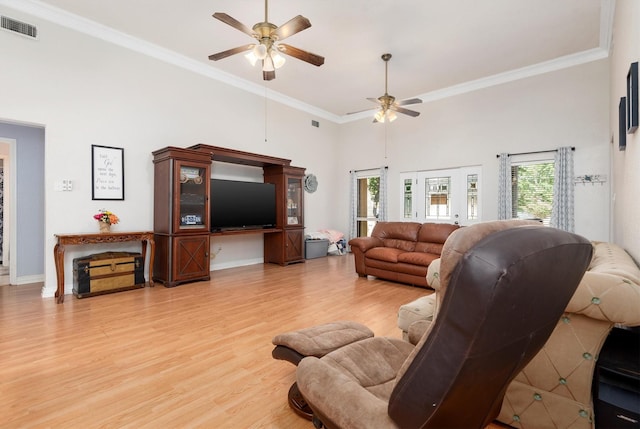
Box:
[609,0,640,262]
[335,60,611,242]
[0,8,339,297]
[0,4,621,297]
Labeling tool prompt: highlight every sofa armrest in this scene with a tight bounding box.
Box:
[426,258,441,290]
[348,236,384,253]
[407,319,432,345]
[566,271,640,326]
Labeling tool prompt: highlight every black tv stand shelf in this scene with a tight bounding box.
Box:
[210,228,282,237]
[593,326,640,429]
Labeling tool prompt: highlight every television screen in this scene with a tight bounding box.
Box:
[210,179,276,231]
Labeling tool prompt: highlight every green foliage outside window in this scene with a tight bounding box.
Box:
[368,177,380,217]
[513,162,554,221]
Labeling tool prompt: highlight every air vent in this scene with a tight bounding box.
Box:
[1,16,38,39]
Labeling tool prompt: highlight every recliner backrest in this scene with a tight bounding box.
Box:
[388,226,593,428]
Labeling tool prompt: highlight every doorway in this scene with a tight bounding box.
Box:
[400,166,482,226]
[0,121,45,288]
[0,141,12,286]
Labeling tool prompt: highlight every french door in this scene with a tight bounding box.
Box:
[401,166,481,226]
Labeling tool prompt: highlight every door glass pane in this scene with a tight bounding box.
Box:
[467,174,478,221]
[403,178,413,219]
[425,177,450,219]
[356,176,380,237]
[179,165,206,229]
[287,178,302,225]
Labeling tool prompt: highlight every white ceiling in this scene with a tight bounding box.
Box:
[3,0,612,122]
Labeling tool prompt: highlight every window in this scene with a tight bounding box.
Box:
[355,175,380,237]
[511,161,554,225]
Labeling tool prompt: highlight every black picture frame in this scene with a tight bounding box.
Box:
[91,145,124,200]
[626,62,638,134]
[619,97,627,151]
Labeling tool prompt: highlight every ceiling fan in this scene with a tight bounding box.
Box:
[208,0,324,81]
[362,53,422,123]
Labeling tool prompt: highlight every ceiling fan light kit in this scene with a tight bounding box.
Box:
[369,53,422,123]
[209,0,324,81]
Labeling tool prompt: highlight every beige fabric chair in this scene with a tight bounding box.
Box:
[399,224,640,429]
[296,223,592,429]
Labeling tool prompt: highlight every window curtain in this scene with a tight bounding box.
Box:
[378,167,388,221]
[551,146,574,232]
[348,171,358,244]
[497,153,512,220]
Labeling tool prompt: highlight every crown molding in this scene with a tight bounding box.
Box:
[1,0,612,125]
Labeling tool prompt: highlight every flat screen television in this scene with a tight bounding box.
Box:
[210,179,277,231]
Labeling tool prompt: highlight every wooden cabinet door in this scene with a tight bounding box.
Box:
[173,235,210,283]
[285,228,304,263]
[173,160,210,234]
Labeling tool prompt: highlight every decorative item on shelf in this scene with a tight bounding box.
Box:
[93,209,119,233]
[574,174,607,185]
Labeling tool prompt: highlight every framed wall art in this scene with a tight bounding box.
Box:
[619,97,626,151]
[626,61,638,134]
[92,145,124,200]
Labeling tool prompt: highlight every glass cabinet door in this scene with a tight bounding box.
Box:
[286,177,302,225]
[176,162,208,231]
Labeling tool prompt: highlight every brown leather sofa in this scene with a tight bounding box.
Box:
[348,221,460,287]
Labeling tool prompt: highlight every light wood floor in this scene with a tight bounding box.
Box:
[1,254,506,428]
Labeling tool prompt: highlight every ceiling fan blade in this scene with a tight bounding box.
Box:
[212,13,257,38]
[263,69,276,81]
[398,98,422,106]
[277,44,324,66]
[208,44,255,61]
[367,97,382,105]
[390,105,421,117]
[272,15,311,41]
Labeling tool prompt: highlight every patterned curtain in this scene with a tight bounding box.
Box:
[0,163,3,264]
[497,153,512,220]
[551,147,575,232]
[348,171,358,245]
[378,167,388,221]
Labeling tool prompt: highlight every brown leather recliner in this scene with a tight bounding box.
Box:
[296,224,593,429]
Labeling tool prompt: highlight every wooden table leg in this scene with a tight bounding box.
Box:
[148,236,155,287]
[54,243,65,303]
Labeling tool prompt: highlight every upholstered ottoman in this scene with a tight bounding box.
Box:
[397,293,436,341]
[272,321,374,419]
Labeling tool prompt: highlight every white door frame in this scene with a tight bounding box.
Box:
[0,137,17,285]
[400,166,482,226]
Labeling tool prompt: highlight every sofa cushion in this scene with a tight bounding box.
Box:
[417,223,460,244]
[371,222,421,252]
[366,247,405,263]
[397,252,439,267]
[413,242,444,254]
[565,241,640,325]
[588,241,640,284]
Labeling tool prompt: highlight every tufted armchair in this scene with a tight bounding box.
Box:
[398,222,640,429]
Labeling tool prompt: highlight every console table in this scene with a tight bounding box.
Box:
[53,231,155,303]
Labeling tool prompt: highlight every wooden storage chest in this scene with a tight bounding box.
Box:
[73,251,145,298]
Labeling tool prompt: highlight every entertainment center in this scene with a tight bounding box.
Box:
[152,145,305,287]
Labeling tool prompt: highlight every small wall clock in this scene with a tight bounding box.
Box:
[304,174,318,193]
